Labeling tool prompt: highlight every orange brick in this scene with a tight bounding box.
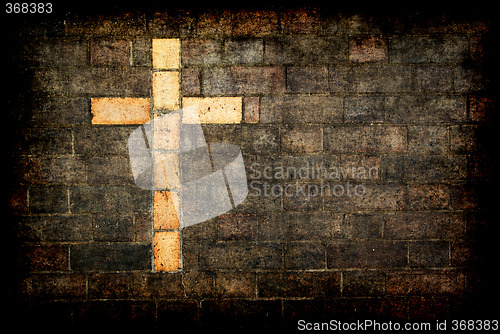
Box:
[91,97,150,124]
[182,96,242,123]
[153,112,180,150]
[153,71,180,111]
[152,151,180,191]
[152,39,180,69]
[154,231,181,272]
[154,191,180,230]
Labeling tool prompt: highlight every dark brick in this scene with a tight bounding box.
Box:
[339,154,381,181]
[131,38,151,66]
[344,96,386,122]
[404,155,466,182]
[215,271,255,298]
[73,127,133,155]
[386,270,466,295]
[324,125,406,153]
[240,126,280,153]
[385,96,466,123]
[129,273,184,299]
[408,126,449,153]
[181,39,221,66]
[201,66,285,95]
[200,242,282,269]
[29,186,68,213]
[260,95,342,124]
[17,215,93,242]
[343,270,386,296]
[449,125,480,153]
[327,241,408,268]
[70,243,151,272]
[415,65,453,92]
[24,274,87,300]
[343,213,383,239]
[31,69,67,95]
[85,156,134,185]
[329,65,350,92]
[409,241,450,267]
[408,184,450,210]
[264,36,347,65]
[134,212,153,243]
[90,39,130,65]
[257,271,340,298]
[349,35,387,63]
[224,38,263,64]
[70,185,151,213]
[286,67,328,93]
[181,67,200,95]
[93,213,135,242]
[182,271,214,298]
[19,157,86,185]
[216,213,257,241]
[68,67,150,96]
[26,128,73,156]
[235,181,282,213]
[380,154,406,181]
[384,212,465,240]
[283,182,323,211]
[284,242,325,269]
[20,244,68,271]
[281,125,323,153]
[283,212,342,241]
[88,273,137,299]
[325,184,406,211]
[29,97,90,126]
[22,38,88,66]
[389,36,469,63]
[469,96,494,122]
[346,65,413,92]
[243,96,259,123]
[449,184,481,210]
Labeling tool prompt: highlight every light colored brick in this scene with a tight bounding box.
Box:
[91,97,150,124]
[153,71,180,111]
[182,96,242,123]
[154,191,180,230]
[152,38,180,69]
[153,152,180,190]
[154,231,181,271]
[153,112,180,150]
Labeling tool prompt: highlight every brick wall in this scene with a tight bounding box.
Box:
[6,6,496,330]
